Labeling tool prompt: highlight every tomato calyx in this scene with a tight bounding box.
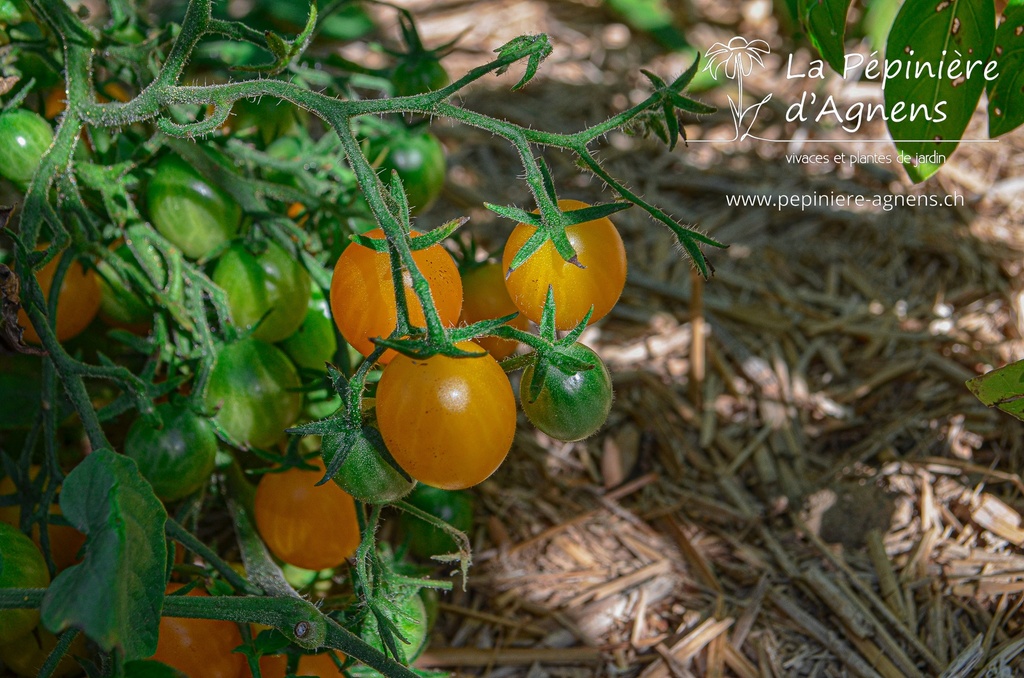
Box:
[386,9,454,98]
[348,215,467,254]
[288,364,415,504]
[487,165,632,275]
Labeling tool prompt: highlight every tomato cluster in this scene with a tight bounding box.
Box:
[0,29,628,671]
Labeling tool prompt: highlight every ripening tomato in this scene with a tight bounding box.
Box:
[253,459,361,571]
[376,342,516,490]
[212,240,312,343]
[502,199,627,329]
[329,228,462,364]
[0,626,89,677]
[279,287,337,372]
[205,338,302,448]
[0,522,50,643]
[150,583,247,678]
[521,344,613,442]
[0,467,86,572]
[459,262,528,360]
[260,649,347,678]
[17,250,101,344]
[146,155,242,260]
[0,109,54,186]
[123,403,219,502]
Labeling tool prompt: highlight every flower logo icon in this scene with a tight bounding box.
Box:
[703,37,772,141]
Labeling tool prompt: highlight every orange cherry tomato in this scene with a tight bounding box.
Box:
[253,459,361,571]
[258,653,288,678]
[297,650,347,675]
[329,228,462,364]
[17,251,101,344]
[0,467,86,572]
[376,341,516,490]
[151,583,247,678]
[459,261,528,360]
[502,199,626,330]
[260,650,347,678]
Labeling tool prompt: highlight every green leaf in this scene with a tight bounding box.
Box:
[493,35,552,90]
[884,0,996,182]
[604,0,689,51]
[966,359,1024,422]
[41,449,168,659]
[799,0,853,73]
[987,6,1024,137]
[863,0,902,54]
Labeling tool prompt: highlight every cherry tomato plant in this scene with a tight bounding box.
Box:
[0,0,723,675]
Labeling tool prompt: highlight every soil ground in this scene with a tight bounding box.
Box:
[366,0,1024,676]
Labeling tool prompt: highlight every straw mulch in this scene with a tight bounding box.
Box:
[370,0,1024,675]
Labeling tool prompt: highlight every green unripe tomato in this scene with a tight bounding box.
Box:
[206,338,302,448]
[124,403,218,502]
[399,484,474,559]
[0,0,30,25]
[392,57,449,97]
[361,591,429,663]
[229,97,302,146]
[279,287,337,371]
[97,242,163,332]
[324,429,415,504]
[263,135,305,186]
[520,344,613,442]
[213,241,311,343]
[366,130,445,214]
[0,110,53,186]
[146,155,242,260]
[0,522,50,643]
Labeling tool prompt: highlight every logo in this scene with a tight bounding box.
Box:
[702,37,772,142]
[696,34,999,162]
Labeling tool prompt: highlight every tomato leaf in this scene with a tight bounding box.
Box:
[884,0,996,182]
[799,0,853,74]
[41,449,168,659]
[966,359,1024,422]
[987,6,1024,137]
[493,35,552,90]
